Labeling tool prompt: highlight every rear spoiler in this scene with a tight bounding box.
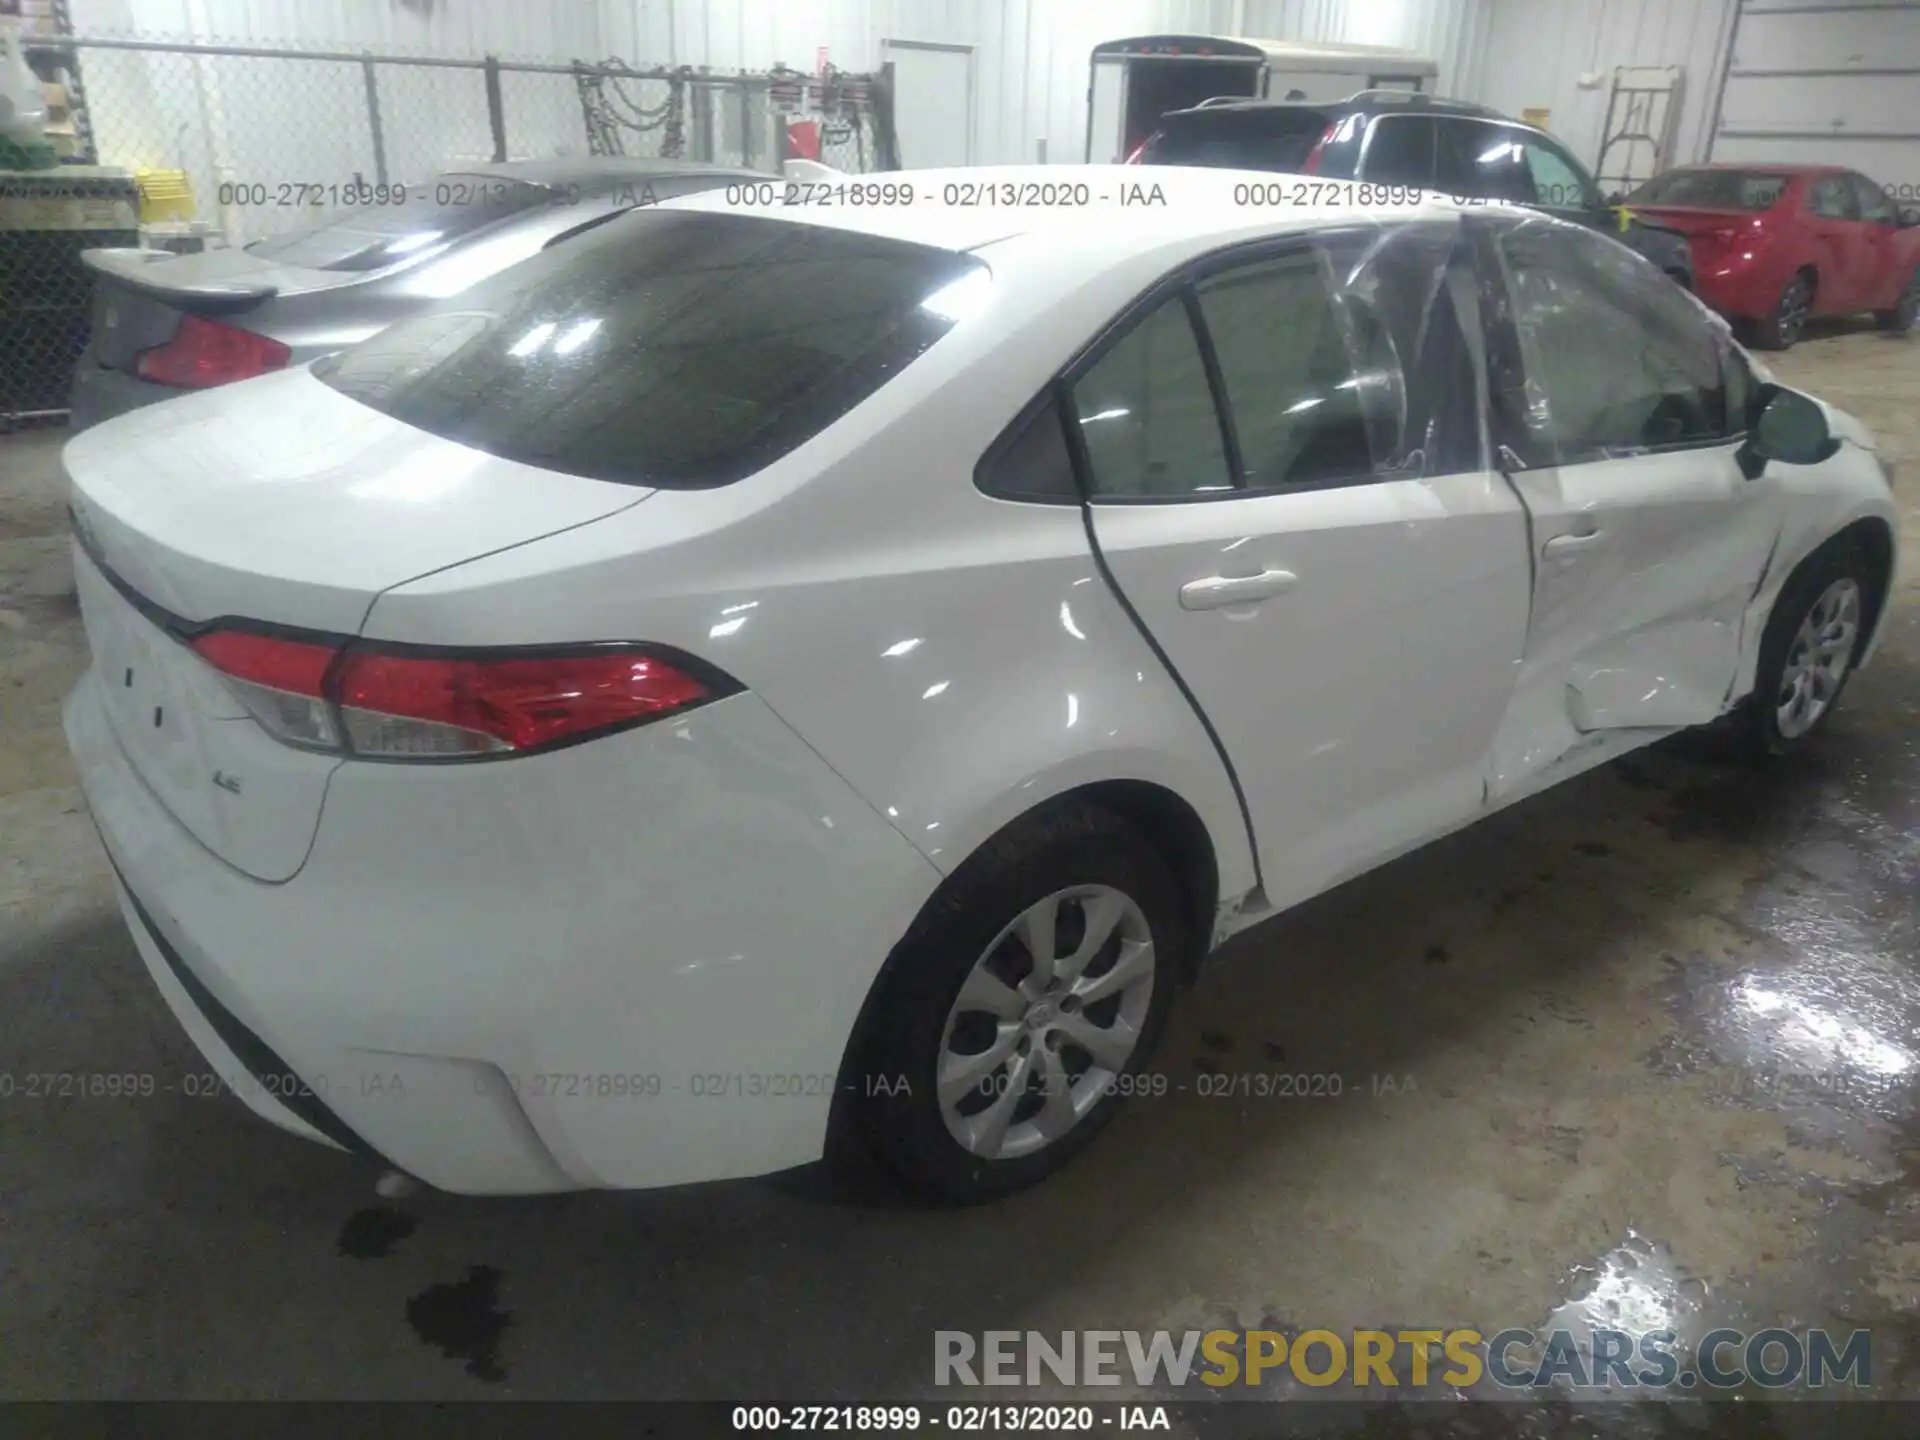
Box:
[80,248,278,312]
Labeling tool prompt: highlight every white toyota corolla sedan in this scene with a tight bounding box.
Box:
[62,168,1899,1204]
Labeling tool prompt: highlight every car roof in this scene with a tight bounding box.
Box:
[1161,92,1510,124]
[665,163,1527,253]
[451,156,764,191]
[1657,163,1839,177]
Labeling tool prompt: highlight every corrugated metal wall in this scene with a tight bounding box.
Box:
[595,0,1490,165]
[1471,0,1738,172]
[61,0,1756,178]
[601,0,1244,165]
[1243,0,1490,94]
[68,0,607,57]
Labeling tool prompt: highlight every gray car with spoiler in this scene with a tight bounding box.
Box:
[68,156,763,433]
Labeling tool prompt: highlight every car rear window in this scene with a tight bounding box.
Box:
[313,209,986,488]
[245,173,552,272]
[1138,108,1335,170]
[1626,170,1788,211]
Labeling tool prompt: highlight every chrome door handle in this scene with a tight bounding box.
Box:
[1543,530,1609,556]
[1179,568,1298,611]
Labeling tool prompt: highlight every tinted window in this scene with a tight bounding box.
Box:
[1069,301,1232,498]
[1626,169,1787,210]
[1196,242,1425,490]
[316,210,984,488]
[1521,137,1594,211]
[1139,108,1334,171]
[247,174,551,273]
[1435,119,1530,203]
[1361,117,1434,188]
[1808,175,1858,220]
[978,397,1077,502]
[1492,222,1729,465]
[1850,173,1898,224]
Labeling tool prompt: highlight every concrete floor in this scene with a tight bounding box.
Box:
[2,321,1918,1434]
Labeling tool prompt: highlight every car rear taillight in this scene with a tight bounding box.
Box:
[136,315,291,388]
[189,630,727,760]
[334,649,713,757]
[191,630,342,750]
[1301,123,1336,174]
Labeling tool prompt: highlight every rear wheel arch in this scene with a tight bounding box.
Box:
[823,780,1223,1175]
[1060,779,1220,963]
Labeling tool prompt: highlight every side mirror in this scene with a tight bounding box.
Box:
[1738,384,1840,479]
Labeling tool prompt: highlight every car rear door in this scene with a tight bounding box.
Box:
[1469,214,1788,798]
[1072,221,1532,909]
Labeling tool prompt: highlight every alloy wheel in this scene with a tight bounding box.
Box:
[937,885,1156,1161]
[1776,577,1860,739]
[1777,277,1811,345]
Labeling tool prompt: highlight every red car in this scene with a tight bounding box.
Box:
[1624,165,1920,349]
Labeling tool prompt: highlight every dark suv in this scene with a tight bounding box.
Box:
[1134,92,1695,289]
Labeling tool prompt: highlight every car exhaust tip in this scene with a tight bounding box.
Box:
[375,1169,422,1200]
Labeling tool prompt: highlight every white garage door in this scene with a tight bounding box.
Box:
[1711,0,1920,196]
[883,40,975,169]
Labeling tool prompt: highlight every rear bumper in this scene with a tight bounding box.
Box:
[68,363,183,434]
[65,669,942,1194]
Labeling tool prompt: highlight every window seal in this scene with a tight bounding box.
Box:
[1180,284,1247,490]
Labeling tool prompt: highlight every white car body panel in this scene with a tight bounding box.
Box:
[1489,442,1788,798]
[68,674,943,1193]
[1731,403,1901,687]
[57,169,1901,1193]
[1088,473,1530,913]
[63,368,648,634]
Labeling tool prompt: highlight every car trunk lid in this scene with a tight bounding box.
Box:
[65,367,650,880]
[1625,205,1766,242]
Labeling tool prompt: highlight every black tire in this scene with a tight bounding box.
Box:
[852,801,1189,1204]
[1874,268,1918,333]
[1751,271,1814,351]
[1736,540,1876,758]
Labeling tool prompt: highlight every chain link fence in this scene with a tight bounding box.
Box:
[2,34,901,424]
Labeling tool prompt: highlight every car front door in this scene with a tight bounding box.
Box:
[1848,172,1909,310]
[1471,214,1789,798]
[1071,222,1533,909]
[1514,129,1605,225]
[1805,173,1869,312]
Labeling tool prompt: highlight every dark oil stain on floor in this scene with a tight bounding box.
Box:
[1573,840,1614,857]
[407,1264,512,1382]
[1198,1029,1233,1053]
[337,1206,417,1259]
